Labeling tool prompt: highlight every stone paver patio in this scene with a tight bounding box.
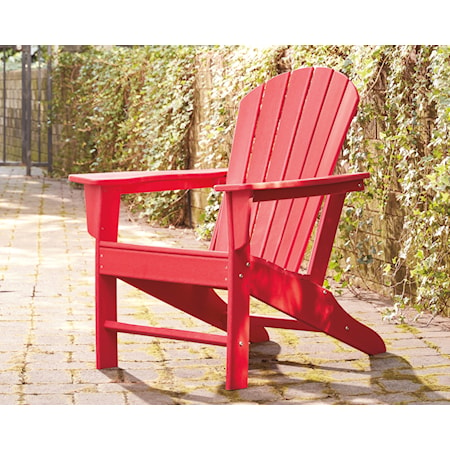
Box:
[1,166,450,405]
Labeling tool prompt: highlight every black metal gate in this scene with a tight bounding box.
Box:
[1,45,53,175]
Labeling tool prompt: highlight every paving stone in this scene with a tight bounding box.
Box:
[21,394,74,405]
[377,378,425,393]
[74,392,126,405]
[125,390,176,405]
[24,369,73,384]
[171,366,209,381]
[331,381,383,398]
[237,385,282,403]
[343,396,385,405]
[181,390,231,404]
[0,370,21,385]
[403,354,450,369]
[21,383,96,395]
[435,374,450,387]
[96,383,136,394]
[372,392,423,404]
[0,394,20,405]
[121,369,159,383]
[72,368,122,384]
[283,381,330,400]
[420,390,450,402]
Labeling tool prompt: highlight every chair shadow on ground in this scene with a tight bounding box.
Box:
[247,341,447,404]
[100,339,448,405]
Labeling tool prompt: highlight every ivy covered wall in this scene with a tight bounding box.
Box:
[52,45,449,317]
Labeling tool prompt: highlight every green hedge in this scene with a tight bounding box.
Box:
[53,45,449,317]
[54,45,197,225]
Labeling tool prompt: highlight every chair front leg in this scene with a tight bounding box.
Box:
[226,246,251,390]
[95,246,118,369]
[225,190,252,390]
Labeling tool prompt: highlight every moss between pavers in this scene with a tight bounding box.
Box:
[274,329,300,347]
[422,339,442,353]
[397,323,442,357]
[133,305,159,327]
[144,341,165,360]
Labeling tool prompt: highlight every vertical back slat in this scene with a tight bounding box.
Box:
[210,84,264,251]
[245,73,291,246]
[226,84,265,184]
[316,80,359,175]
[245,72,291,183]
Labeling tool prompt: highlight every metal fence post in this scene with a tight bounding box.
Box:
[47,45,53,174]
[2,47,6,163]
[21,45,32,176]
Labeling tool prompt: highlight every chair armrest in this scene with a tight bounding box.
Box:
[70,169,228,240]
[69,169,228,194]
[214,172,369,202]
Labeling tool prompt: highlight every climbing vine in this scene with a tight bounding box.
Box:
[53,45,449,317]
[53,45,198,225]
[329,45,450,317]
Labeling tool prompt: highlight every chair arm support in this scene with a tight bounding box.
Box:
[69,169,228,194]
[215,172,369,202]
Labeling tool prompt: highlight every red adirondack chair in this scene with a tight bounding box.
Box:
[69,67,386,390]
